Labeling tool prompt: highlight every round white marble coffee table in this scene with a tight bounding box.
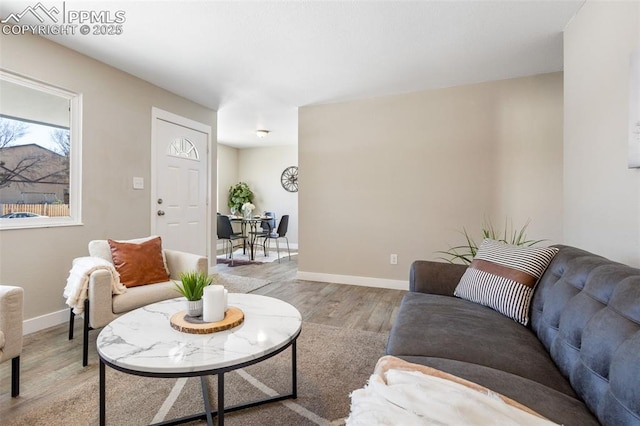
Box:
[97,293,302,426]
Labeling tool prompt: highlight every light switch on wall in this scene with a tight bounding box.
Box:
[133,177,144,190]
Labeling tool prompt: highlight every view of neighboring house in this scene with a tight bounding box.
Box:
[0,143,69,205]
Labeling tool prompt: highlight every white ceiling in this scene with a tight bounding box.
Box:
[1,0,584,148]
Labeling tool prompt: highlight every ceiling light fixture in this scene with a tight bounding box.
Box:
[256,129,270,138]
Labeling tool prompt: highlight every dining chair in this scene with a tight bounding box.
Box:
[250,212,276,257]
[264,215,291,263]
[217,215,246,265]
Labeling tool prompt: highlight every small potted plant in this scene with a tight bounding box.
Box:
[174,271,213,317]
[436,218,544,264]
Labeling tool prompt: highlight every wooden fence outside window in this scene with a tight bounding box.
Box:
[1,204,70,217]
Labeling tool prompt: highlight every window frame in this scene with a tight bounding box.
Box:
[0,69,82,230]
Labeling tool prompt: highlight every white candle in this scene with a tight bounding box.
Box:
[202,285,225,322]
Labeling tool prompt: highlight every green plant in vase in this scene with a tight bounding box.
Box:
[174,271,214,317]
[227,182,254,215]
[437,218,544,265]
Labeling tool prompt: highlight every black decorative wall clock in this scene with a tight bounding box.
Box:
[280,166,298,192]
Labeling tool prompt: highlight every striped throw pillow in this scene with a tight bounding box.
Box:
[453,239,559,325]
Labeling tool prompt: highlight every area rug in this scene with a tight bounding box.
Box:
[216,258,264,267]
[214,272,270,293]
[4,323,387,426]
[217,248,297,265]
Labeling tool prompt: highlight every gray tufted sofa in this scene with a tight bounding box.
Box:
[386,245,640,425]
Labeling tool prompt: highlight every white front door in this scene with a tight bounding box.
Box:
[152,109,210,256]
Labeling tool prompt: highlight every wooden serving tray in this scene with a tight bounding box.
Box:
[170,307,244,334]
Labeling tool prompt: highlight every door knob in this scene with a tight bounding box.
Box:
[157,198,163,204]
[157,210,165,216]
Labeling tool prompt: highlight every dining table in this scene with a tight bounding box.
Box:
[229,216,272,261]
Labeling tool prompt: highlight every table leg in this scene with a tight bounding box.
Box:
[200,376,214,426]
[248,222,257,261]
[292,340,297,399]
[218,372,225,426]
[241,221,247,254]
[100,359,106,426]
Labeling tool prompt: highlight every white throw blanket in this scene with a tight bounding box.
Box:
[347,357,560,426]
[63,257,127,315]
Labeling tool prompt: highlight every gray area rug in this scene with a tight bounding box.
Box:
[214,273,271,294]
[5,322,386,425]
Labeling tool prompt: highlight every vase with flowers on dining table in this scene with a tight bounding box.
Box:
[242,202,255,219]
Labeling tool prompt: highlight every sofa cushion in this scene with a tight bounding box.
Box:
[108,237,170,288]
[454,239,558,325]
[397,356,599,426]
[112,281,179,314]
[531,245,640,425]
[386,291,576,396]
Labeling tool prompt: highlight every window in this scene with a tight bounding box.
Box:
[0,70,82,229]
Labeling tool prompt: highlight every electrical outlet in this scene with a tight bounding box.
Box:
[132,176,144,190]
[390,254,398,265]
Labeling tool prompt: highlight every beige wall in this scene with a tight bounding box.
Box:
[217,143,239,213]
[0,33,217,324]
[564,1,640,266]
[298,73,563,284]
[238,146,298,244]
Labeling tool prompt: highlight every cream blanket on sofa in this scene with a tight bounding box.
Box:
[63,257,127,315]
[346,356,560,426]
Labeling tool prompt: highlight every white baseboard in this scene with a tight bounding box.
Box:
[23,308,70,335]
[296,271,408,291]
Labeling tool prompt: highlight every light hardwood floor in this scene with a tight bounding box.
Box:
[0,255,407,420]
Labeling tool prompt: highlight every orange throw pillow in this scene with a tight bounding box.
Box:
[108,237,170,288]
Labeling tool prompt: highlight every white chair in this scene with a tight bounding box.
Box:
[68,237,208,366]
[0,285,23,397]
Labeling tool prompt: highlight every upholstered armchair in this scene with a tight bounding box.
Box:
[66,236,208,366]
[0,285,24,397]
